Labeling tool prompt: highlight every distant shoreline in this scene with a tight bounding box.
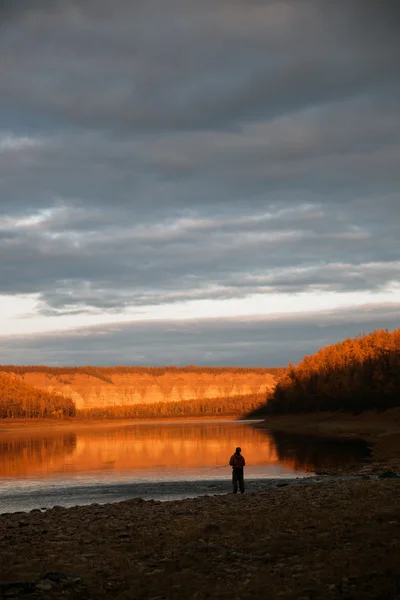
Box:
[0,415,246,433]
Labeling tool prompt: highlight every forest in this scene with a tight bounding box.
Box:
[0,365,285,385]
[0,373,76,418]
[264,328,400,414]
[77,393,266,419]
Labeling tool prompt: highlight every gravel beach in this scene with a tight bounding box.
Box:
[0,477,399,600]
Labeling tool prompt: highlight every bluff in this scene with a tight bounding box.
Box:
[3,368,276,410]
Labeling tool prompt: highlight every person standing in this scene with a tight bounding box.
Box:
[229,447,245,494]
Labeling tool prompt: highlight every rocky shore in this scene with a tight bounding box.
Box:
[1,477,399,600]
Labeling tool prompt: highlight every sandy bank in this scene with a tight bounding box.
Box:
[0,478,399,600]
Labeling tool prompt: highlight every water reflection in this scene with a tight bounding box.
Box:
[0,422,280,479]
[269,430,371,471]
[0,433,77,477]
[0,422,371,482]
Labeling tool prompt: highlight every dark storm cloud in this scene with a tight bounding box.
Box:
[1,306,399,367]
[1,0,399,134]
[1,99,399,217]
[0,0,399,365]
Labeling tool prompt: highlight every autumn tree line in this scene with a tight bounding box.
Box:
[0,374,76,419]
[77,394,267,420]
[0,365,285,394]
[0,365,283,380]
[264,328,400,414]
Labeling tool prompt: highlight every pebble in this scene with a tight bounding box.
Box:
[36,582,53,591]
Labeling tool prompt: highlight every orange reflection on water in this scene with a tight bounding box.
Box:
[0,422,287,479]
[0,432,77,478]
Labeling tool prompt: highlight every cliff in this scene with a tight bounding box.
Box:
[3,369,276,410]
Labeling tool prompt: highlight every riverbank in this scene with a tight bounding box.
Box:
[0,477,399,600]
[262,408,400,476]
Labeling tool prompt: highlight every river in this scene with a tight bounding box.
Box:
[0,419,371,513]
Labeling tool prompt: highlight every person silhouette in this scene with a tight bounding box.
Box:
[229,447,245,493]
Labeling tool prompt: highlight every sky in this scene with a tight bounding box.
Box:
[0,0,399,366]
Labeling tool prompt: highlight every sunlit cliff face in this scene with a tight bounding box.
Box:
[16,371,276,410]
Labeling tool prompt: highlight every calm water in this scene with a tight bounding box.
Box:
[0,420,371,513]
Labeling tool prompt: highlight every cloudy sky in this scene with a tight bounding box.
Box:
[0,0,399,366]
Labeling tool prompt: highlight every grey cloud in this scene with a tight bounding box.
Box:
[1,95,399,218]
[1,181,399,314]
[0,306,399,367]
[1,1,400,135]
[0,199,400,314]
[0,0,399,365]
